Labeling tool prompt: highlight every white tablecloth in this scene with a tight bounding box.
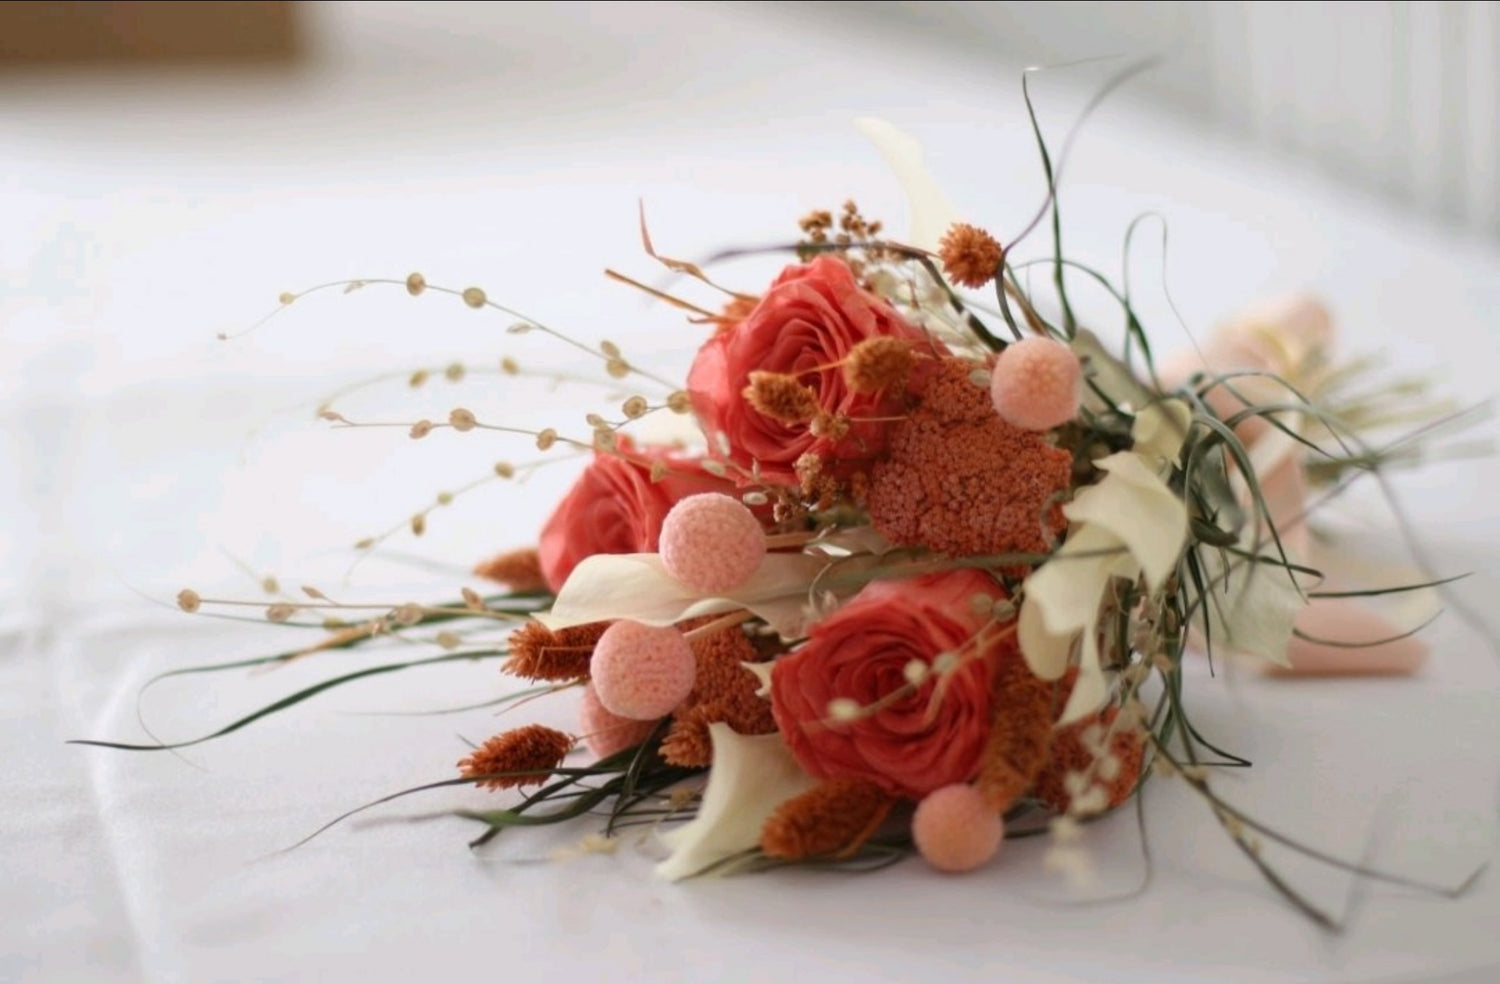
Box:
[4,3,1499,982]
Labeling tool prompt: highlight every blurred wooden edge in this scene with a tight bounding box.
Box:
[0,1,300,65]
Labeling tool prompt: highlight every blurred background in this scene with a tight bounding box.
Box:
[6,2,1496,233]
[857,1,1500,236]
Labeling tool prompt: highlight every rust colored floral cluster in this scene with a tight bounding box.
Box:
[973,635,1059,811]
[457,724,573,791]
[1032,706,1146,814]
[937,223,1003,289]
[867,356,1072,563]
[660,621,777,768]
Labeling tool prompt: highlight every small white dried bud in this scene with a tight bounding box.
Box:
[409,420,434,439]
[826,697,861,722]
[600,340,622,359]
[621,396,648,419]
[176,589,201,613]
[444,363,465,382]
[435,630,461,650]
[461,287,487,308]
[410,513,427,536]
[266,604,295,623]
[492,461,515,479]
[409,369,430,388]
[449,408,477,432]
[666,391,691,413]
[393,603,423,626]
[605,357,630,379]
[535,428,557,451]
[405,272,426,296]
[500,356,519,375]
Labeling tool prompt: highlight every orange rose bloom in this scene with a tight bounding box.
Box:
[770,569,1006,800]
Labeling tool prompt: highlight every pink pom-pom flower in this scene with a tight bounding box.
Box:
[989,336,1082,431]
[912,783,1004,873]
[590,620,696,721]
[659,493,765,595]
[578,684,659,759]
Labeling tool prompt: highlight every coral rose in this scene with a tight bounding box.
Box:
[687,255,936,487]
[537,438,741,593]
[770,569,1005,800]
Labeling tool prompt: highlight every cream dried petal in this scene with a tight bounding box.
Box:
[1065,453,1187,592]
[854,117,960,253]
[539,552,837,640]
[656,724,817,881]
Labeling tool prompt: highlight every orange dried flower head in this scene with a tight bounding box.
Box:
[713,294,760,335]
[660,621,776,768]
[457,724,573,791]
[504,620,608,682]
[759,777,895,861]
[473,547,547,593]
[938,222,1004,289]
[1032,705,1146,815]
[743,371,820,426]
[843,337,915,395]
[974,637,1058,811]
[867,357,1072,567]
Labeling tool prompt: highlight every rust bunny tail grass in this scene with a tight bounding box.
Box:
[473,547,548,593]
[760,778,896,861]
[973,647,1057,812]
[503,620,608,682]
[457,724,574,791]
[843,337,916,395]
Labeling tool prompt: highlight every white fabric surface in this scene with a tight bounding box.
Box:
[3,3,1499,982]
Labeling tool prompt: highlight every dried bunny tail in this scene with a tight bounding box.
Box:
[457,724,574,791]
[760,777,896,861]
[504,621,608,683]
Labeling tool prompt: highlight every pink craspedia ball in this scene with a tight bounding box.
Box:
[659,492,766,595]
[590,620,696,721]
[912,783,1004,873]
[989,336,1082,431]
[578,684,659,760]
